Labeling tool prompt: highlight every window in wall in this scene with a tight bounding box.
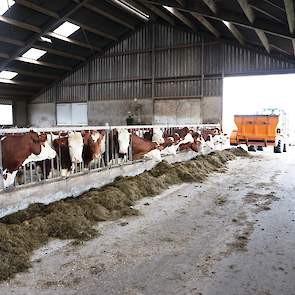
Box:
[56,103,88,126]
[0,104,13,125]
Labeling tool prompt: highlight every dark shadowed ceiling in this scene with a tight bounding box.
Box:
[0,0,294,101]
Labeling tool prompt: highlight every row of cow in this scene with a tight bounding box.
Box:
[0,126,227,188]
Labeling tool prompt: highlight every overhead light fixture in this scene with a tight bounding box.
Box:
[0,0,15,15]
[112,0,149,21]
[40,36,52,43]
[53,21,80,37]
[0,70,18,80]
[22,48,46,60]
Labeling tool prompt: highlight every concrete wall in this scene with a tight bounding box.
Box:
[28,100,154,127]
[13,100,27,127]
[28,103,56,127]
[154,98,202,124]
[27,97,221,127]
[88,99,153,125]
[201,96,222,124]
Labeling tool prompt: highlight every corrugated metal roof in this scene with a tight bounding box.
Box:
[1,0,295,101]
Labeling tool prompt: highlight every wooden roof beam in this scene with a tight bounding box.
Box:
[201,0,243,45]
[15,0,120,41]
[14,0,59,18]
[0,53,9,59]
[34,45,86,61]
[141,1,294,42]
[250,4,284,24]
[83,3,135,30]
[15,57,72,71]
[283,0,295,55]
[237,0,270,53]
[201,0,217,14]
[118,0,154,20]
[0,89,34,96]
[138,2,175,25]
[163,6,196,31]
[0,36,25,47]
[223,22,245,45]
[5,67,60,80]
[261,0,285,12]
[65,19,118,41]
[46,32,102,52]
[191,13,220,37]
[0,0,94,73]
[0,53,75,72]
[255,29,271,53]
[284,0,295,33]
[176,0,185,6]
[0,79,44,88]
[0,15,41,33]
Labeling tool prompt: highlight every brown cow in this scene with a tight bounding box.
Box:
[82,131,105,167]
[1,131,56,188]
[201,128,221,141]
[131,133,160,160]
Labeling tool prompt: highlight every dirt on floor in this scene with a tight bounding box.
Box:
[1,146,294,295]
[0,148,246,283]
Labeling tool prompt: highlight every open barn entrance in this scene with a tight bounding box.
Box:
[223,74,295,144]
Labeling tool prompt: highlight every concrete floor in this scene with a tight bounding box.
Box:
[1,148,295,295]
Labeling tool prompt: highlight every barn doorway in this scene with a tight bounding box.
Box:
[223,74,295,143]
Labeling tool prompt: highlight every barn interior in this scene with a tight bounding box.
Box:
[0,1,295,294]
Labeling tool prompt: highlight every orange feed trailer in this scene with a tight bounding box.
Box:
[230,115,279,147]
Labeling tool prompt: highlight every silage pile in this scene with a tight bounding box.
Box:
[0,147,248,282]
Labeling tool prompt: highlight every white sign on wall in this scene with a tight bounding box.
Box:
[56,103,88,126]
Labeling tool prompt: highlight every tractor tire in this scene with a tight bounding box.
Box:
[283,143,287,152]
[257,146,263,151]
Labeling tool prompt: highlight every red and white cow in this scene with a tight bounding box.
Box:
[114,129,162,161]
[1,131,56,188]
[50,131,84,176]
[200,128,227,154]
[82,131,105,167]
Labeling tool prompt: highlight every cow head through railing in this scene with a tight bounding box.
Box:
[0,123,224,191]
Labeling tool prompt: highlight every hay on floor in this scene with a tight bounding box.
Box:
[0,148,247,282]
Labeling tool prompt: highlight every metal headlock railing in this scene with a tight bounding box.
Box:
[0,123,220,192]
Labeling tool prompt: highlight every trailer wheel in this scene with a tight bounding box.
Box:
[274,141,282,153]
[248,145,256,152]
[257,146,263,151]
[283,143,287,152]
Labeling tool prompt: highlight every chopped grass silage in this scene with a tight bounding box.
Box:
[0,147,247,282]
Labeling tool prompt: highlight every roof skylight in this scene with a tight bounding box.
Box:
[53,21,80,37]
[22,48,46,60]
[0,70,18,80]
[112,0,149,21]
[0,0,15,16]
